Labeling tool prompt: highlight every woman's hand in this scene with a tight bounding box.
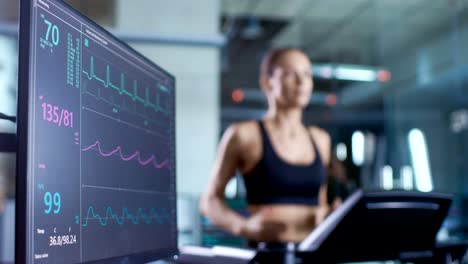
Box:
[240,212,287,242]
[314,205,329,226]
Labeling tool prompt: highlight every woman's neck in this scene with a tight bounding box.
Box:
[264,107,304,131]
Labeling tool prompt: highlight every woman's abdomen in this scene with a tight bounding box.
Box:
[248,204,321,242]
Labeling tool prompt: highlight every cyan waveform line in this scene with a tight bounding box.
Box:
[82,56,170,115]
[82,206,170,227]
[82,87,162,125]
[82,140,170,170]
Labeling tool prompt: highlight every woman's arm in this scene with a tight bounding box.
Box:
[310,127,332,223]
[199,124,248,236]
[200,123,286,241]
[315,184,330,225]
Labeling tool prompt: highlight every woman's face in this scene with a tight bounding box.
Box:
[267,50,313,109]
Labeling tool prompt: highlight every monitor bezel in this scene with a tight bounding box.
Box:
[16,0,178,263]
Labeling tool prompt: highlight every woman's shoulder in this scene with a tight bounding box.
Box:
[224,120,261,147]
[222,121,262,165]
[226,120,261,144]
[307,126,331,142]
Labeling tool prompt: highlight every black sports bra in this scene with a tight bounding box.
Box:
[243,121,327,206]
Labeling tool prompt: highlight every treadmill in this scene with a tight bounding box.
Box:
[179,190,468,264]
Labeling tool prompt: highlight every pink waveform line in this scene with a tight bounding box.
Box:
[82,141,170,170]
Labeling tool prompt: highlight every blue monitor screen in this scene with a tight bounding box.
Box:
[17,0,177,263]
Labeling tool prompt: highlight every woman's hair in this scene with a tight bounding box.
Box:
[260,47,303,76]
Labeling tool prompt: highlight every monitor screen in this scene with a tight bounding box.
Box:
[16,0,177,263]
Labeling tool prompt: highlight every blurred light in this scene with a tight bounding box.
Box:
[325,93,337,106]
[377,69,391,82]
[450,109,468,133]
[408,129,433,192]
[401,166,414,190]
[336,143,347,161]
[352,131,365,166]
[224,177,238,198]
[318,66,333,79]
[180,246,213,257]
[231,89,244,103]
[437,227,450,242]
[212,246,256,259]
[382,165,393,190]
[312,64,391,83]
[335,67,376,82]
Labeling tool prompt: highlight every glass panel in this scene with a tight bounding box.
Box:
[377,0,468,242]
